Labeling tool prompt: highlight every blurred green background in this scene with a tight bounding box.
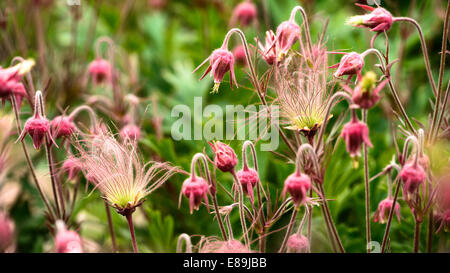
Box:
[0,0,448,253]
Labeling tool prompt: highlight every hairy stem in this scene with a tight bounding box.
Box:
[125,212,139,253]
[278,207,298,253]
[231,169,250,247]
[362,110,371,252]
[414,220,421,253]
[381,176,401,253]
[104,201,118,253]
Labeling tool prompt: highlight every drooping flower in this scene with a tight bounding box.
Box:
[347,4,394,32]
[236,167,259,203]
[120,124,141,141]
[195,48,238,93]
[231,1,257,27]
[331,52,364,78]
[275,20,301,62]
[62,156,81,181]
[0,211,15,253]
[373,198,401,224]
[341,114,372,158]
[181,175,209,214]
[400,162,427,197]
[0,59,35,109]
[436,209,450,233]
[76,131,177,215]
[50,115,76,139]
[209,141,238,173]
[286,234,310,253]
[282,172,311,206]
[88,58,112,85]
[346,71,388,109]
[17,91,56,150]
[54,220,83,253]
[257,30,277,65]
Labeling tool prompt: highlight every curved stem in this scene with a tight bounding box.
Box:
[278,207,298,253]
[362,110,371,253]
[125,212,139,253]
[289,6,313,54]
[104,201,118,253]
[176,233,192,253]
[68,105,98,133]
[231,169,250,247]
[319,183,345,253]
[45,142,65,220]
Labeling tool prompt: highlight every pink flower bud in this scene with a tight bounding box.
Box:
[275,20,301,61]
[88,58,112,85]
[400,162,426,196]
[209,141,238,173]
[341,117,372,158]
[236,167,259,203]
[373,198,401,224]
[120,124,141,141]
[232,45,247,66]
[20,115,52,150]
[182,176,209,214]
[200,239,250,253]
[0,212,15,253]
[347,4,393,32]
[232,1,257,27]
[257,30,277,65]
[62,156,81,181]
[351,71,388,109]
[332,52,364,78]
[51,116,76,139]
[286,234,310,253]
[283,172,311,206]
[54,221,83,253]
[0,67,27,109]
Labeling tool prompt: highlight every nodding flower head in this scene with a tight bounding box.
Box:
[400,162,426,197]
[347,4,393,32]
[0,63,31,109]
[236,167,259,203]
[283,172,311,206]
[232,1,257,27]
[257,30,277,65]
[88,58,112,85]
[275,20,301,62]
[286,234,310,253]
[181,175,209,214]
[199,237,251,253]
[341,115,372,158]
[54,220,83,253]
[120,124,141,141]
[62,156,81,181]
[437,209,450,232]
[18,91,56,150]
[209,141,238,173]
[373,198,401,224]
[232,45,247,66]
[76,132,177,216]
[350,71,388,109]
[0,211,15,253]
[51,115,76,139]
[198,48,237,93]
[332,52,364,78]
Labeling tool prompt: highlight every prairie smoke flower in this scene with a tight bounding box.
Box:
[231,1,257,27]
[282,172,311,206]
[373,198,401,224]
[76,132,177,215]
[18,91,56,150]
[236,167,259,203]
[199,237,250,253]
[195,48,238,93]
[348,71,388,109]
[88,58,112,85]
[181,175,209,214]
[331,52,364,78]
[257,30,276,65]
[0,59,34,109]
[0,211,15,253]
[50,115,76,139]
[209,141,238,173]
[286,234,310,253]
[276,47,333,137]
[400,162,426,198]
[341,115,372,158]
[54,221,83,253]
[347,4,393,32]
[437,209,450,232]
[62,156,81,181]
[120,124,141,141]
[232,45,247,66]
[275,20,301,62]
